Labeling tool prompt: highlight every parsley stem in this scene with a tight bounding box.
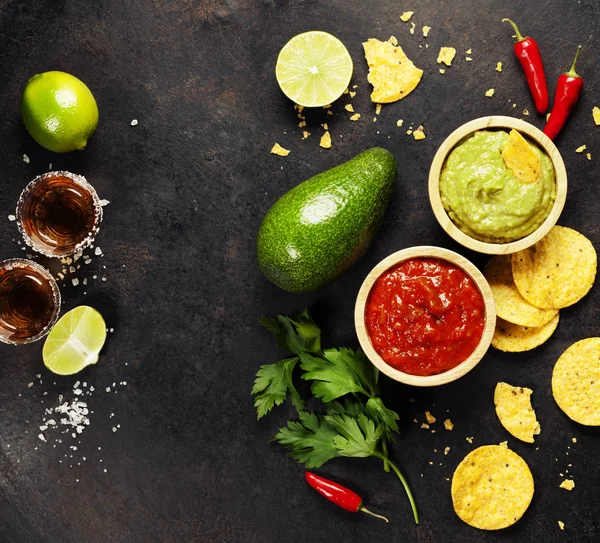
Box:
[381,440,390,472]
[374,452,419,524]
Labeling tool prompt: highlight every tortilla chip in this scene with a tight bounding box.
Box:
[362,38,423,103]
[559,479,575,491]
[484,256,558,327]
[501,129,542,184]
[552,338,600,425]
[270,143,290,156]
[319,131,332,149]
[511,226,597,309]
[451,445,534,530]
[492,314,559,352]
[494,383,541,443]
[437,47,456,66]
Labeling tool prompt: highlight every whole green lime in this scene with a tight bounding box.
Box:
[21,71,99,153]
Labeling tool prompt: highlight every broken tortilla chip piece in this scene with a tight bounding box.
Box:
[362,38,423,103]
[501,129,542,184]
[593,106,600,125]
[552,338,600,426]
[319,131,332,149]
[400,11,414,22]
[492,314,559,352]
[271,143,290,156]
[559,479,575,491]
[484,255,558,327]
[437,47,456,66]
[452,445,534,530]
[494,383,541,443]
[511,226,597,309]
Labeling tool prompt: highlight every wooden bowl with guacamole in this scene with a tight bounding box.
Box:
[428,116,567,254]
[354,246,496,387]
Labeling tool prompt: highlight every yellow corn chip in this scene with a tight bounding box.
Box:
[552,338,600,426]
[501,129,542,184]
[452,445,534,530]
[319,131,332,149]
[362,38,423,103]
[270,143,290,156]
[494,383,541,443]
[484,255,558,327]
[559,479,575,491]
[511,226,597,309]
[349,113,361,121]
[492,314,559,352]
[344,103,354,112]
[437,47,456,66]
[400,11,414,22]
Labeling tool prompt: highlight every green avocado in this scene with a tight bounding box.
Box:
[257,147,397,293]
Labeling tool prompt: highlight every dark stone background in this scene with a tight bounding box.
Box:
[1,0,599,541]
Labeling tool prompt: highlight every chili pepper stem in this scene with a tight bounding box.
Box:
[502,18,525,41]
[374,452,419,524]
[359,506,389,523]
[566,45,583,78]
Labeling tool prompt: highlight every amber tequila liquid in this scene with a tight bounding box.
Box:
[0,259,60,344]
[16,171,103,258]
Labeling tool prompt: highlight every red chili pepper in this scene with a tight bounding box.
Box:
[305,472,389,522]
[502,18,549,114]
[543,46,584,141]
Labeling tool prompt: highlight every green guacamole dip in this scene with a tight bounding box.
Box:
[439,130,556,243]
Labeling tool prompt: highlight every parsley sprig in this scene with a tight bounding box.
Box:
[252,310,419,524]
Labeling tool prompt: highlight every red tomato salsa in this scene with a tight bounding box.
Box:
[365,257,485,376]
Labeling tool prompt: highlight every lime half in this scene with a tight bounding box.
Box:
[275,31,353,107]
[43,306,107,375]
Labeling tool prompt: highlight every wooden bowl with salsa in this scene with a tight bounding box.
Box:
[428,115,567,255]
[355,246,496,387]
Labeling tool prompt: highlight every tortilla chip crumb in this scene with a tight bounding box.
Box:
[400,11,414,22]
[422,26,431,37]
[425,411,436,424]
[388,35,398,46]
[298,120,307,128]
[374,104,382,116]
[321,123,328,130]
[523,109,530,116]
[439,68,446,74]
[271,143,290,156]
[593,106,600,125]
[444,447,450,455]
[319,131,332,149]
[437,47,456,66]
[349,91,356,98]
[496,62,503,72]
[396,119,404,127]
[344,104,354,113]
[499,441,508,448]
[466,436,473,444]
[349,113,361,121]
[558,521,565,531]
[343,88,349,94]
[572,437,577,443]
[587,152,592,160]
[466,57,473,62]
[301,131,310,140]
[444,419,454,430]
[406,129,413,135]
[559,479,575,491]
[413,125,426,140]
[576,145,587,153]
[485,88,495,97]
[373,116,377,122]
[408,397,416,403]
[421,423,430,429]
[466,48,472,54]
[546,112,551,121]
[326,110,333,115]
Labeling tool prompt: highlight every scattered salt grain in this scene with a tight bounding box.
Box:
[94,247,102,256]
[131,119,138,126]
[72,278,80,287]
[23,154,30,164]
[8,214,15,221]
[38,434,46,442]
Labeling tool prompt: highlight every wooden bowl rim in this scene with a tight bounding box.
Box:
[354,246,496,387]
[428,115,568,255]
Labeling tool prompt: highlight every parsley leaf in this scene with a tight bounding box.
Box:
[252,357,305,419]
[366,396,400,437]
[259,309,321,355]
[326,412,384,458]
[274,411,339,468]
[299,347,377,401]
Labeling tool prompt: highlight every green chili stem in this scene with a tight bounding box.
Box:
[374,452,419,524]
[565,45,583,78]
[502,18,525,42]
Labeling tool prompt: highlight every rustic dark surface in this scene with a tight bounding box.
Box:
[1,0,600,541]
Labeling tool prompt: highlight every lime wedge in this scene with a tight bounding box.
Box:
[43,306,107,375]
[275,31,353,107]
